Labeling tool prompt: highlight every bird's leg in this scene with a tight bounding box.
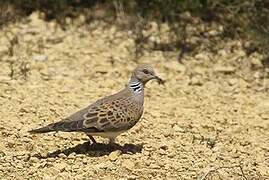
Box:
[109,138,116,144]
[108,138,119,149]
[87,134,97,144]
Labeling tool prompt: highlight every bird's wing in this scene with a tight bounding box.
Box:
[29,95,143,134]
[83,96,143,132]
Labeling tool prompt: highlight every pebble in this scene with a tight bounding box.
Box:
[47,157,55,162]
[0,46,9,56]
[260,113,269,120]
[16,151,26,156]
[250,58,263,68]
[127,175,138,180]
[109,150,121,161]
[67,152,76,159]
[194,53,209,61]
[50,167,60,175]
[173,125,185,133]
[55,162,66,172]
[189,76,203,86]
[29,156,39,163]
[58,153,67,158]
[33,54,48,61]
[144,151,150,156]
[122,159,135,170]
[258,101,269,109]
[167,152,176,158]
[149,164,160,169]
[82,157,88,164]
[207,30,219,36]
[164,61,186,73]
[96,162,109,169]
[163,130,172,137]
[214,65,235,73]
[159,149,167,155]
[228,78,238,86]
[193,67,205,75]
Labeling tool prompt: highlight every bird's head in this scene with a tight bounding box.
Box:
[131,64,164,85]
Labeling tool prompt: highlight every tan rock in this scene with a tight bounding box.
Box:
[122,159,135,170]
[250,58,263,68]
[109,150,122,161]
[55,162,66,172]
[214,65,235,73]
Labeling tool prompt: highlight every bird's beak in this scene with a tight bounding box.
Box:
[154,75,165,85]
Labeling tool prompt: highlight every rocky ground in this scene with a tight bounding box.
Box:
[0,12,268,179]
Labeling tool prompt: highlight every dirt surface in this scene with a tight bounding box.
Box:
[0,12,269,179]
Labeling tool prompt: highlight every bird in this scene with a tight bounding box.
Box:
[29,64,164,148]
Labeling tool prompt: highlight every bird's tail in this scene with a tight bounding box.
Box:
[28,120,84,134]
[28,124,54,134]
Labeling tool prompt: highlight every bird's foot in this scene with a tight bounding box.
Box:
[108,142,129,153]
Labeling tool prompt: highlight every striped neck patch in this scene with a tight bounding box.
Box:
[129,82,143,93]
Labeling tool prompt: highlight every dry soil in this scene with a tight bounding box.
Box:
[0,12,268,180]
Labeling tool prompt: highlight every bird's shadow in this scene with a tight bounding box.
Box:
[37,142,143,159]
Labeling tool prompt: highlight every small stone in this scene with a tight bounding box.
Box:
[250,58,263,68]
[144,151,150,156]
[127,175,137,180]
[43,175,52,180]
[159,149,167,155]
[193,67,205,75]
[29,12,43,25]
[122,159,135,170]
[163,130,172,137]
[58,153,67,158]
[150,164,160,169]
[207,30,218,36]
[47,158,55,162]
[55,162,66,172]
[67,152,76,159]
[253,71,261,79]
[49,167,60,175]
[194,53,209,61]
[16,151,26,156]
[21,137,32,143]
[65,17,72,24]
[180,11,192,20]
[258,101,269,120]
[228,78,238,86]
[0,46,9,56]
[109,150,121,161]
[101,176,113,180]
[260,113,269,120]
[160,145,168,150]
[78,15,86,24]
[168,152,176,158]
[82,158,88,165]
[164,61,186,73]
[214,65,235,73]
[75,174,85,179]
[173,125,185,133]
[189,76,203,86]
[29,156,39,163]
[258,101,269,108]
[96,162,109,169]
[33,54,48,61]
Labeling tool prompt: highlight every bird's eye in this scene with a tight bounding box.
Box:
[143,69,149,74]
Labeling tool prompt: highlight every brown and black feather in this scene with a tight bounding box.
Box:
[28,89,143,135]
